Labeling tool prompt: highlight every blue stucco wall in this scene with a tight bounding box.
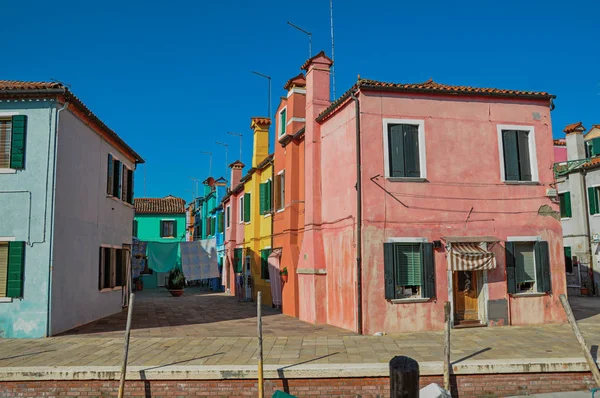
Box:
[0,101,57,338]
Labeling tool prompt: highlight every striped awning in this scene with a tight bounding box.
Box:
[450,243,496,271]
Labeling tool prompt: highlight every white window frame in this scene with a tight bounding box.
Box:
[278,107,288,138]
[0,114,17,173]
[161,219,176,238]
[239,196,245,223]
[496,125,539,183]
[385,237,428,301]
[382,118,427,180]
[226,205,231,229]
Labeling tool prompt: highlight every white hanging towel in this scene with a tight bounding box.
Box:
[180,239,220,280]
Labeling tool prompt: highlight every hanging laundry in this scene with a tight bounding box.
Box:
[268,249,283,306]
[131,239,147,279]
[180,238,219,281]
[146,242,179,273]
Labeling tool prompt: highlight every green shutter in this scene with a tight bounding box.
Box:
[505,242,517,294]
[261,249,271,280]
[516,130,531,181]
[10,115,27,169]
[560,192,572,218]
[259,183,267,215]
[591,138,600,157]
[515,242,535,284]
[234,248,243,273]
[280,109,287,136]
[388,125,405,177]
[589,187,599,215]
[266,179,272,212]
[244,193,251,222]
[159,221,165,238]
[218,212,224,233]
[211,217,216,236]
[173,220,178,238]
[383,243,395,299]
[403,125,420,178]
[395,243,422,286]
[503,130,520,181]
[535,241,551,293]
[6,241,25,298]
[421,243,435,299]
[564,246,573,273]
[107,154,114,196]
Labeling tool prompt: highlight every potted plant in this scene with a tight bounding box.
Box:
[166,268,186,297]
[581,281,589,296]
[280,267,288,283]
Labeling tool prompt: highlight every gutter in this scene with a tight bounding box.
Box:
[350,90,363,335]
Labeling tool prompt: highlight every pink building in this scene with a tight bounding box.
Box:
[222,160,245,297]
[298,51,566,334]
[554,139,567,163]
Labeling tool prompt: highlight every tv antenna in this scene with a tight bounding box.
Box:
[287,21,312,58]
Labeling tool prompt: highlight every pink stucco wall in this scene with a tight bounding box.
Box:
[554,145,567,163]
[224,185,244,296]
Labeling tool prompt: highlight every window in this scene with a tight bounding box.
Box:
[564,246,573,274]
[261,248,272,280]
[98,247,127,290]
[0,115,27,170]
[121,166,134,204]
[506,240,551,294]
[239,196,245,223]
[383,119,426,179]
[559,192,571,218]
[132,220,138,237]
[0,241,25,298]
[234,248,243,273]
[226,206,231,228]
[279,108,287,137]
[275,171,285,211]
[160,220,176,238]
[588,186,600,215]
[218,212,224,233]
[498,126,538,182]
[243,193,251,222]
[383,242,435,300]
[211,216,216,236]
[260,180,272,215]
[107,154,123,198]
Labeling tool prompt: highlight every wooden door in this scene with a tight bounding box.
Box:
[453,271,479,323]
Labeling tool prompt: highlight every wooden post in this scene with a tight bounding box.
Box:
[443,301,451,391]
[559,294,600,387]
[257,291,264,398]
[118,293,135,398]
[389,356,419,398]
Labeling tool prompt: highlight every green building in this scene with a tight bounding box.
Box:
[134,195,186,289]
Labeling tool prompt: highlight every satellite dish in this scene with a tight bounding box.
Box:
[206,177,215,187]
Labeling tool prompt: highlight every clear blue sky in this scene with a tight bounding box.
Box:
[2,0,598,201]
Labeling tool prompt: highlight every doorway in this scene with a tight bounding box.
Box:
[453,271,480,326]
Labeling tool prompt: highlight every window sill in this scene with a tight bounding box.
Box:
[390,297,431,304]
[560,217,571,221]
[0,168,17,174]
[276,208,285,213]
[503,181,540,185]
[99,287,123,293]
[0,297,13,303]
[263,213,271,218]
[386,177,427,183]
[511,292,546,298]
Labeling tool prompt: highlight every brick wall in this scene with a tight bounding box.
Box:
[0,372,595,397]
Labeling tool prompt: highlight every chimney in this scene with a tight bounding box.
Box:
[250,117,271,167]
[564,122,586,161]
[282,73,307,137]
[229,160,245,188]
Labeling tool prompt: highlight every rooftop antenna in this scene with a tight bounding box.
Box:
[144,164,147,197]
[329,0,336,99]
[227,132,243,162]
[215,141,229,174]
[200,151,213,177]
[287,21,312,58]
[49,78,72,88]
[188,177,200,199]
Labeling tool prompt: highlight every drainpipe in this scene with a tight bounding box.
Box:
[46,101,69,337]
[581,169,596,295]
[350,91,363,335]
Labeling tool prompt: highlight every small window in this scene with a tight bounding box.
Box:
[243,193,251,223]
[0,241,26,298]
[275,171,285,211]
[261,248,272,280]
[383,242,435,300]
[387,124,421,178]
[260,180,272,215]
[279,108,287,137]
[514,242,536,293]
[559,192,571,218]
[99,246,127,290]
[226,206,231,228]
[0,116,27,170]
[588,186,600,215]
[239,196,244,223]
[234,248,243,273]
[501,129,532,182]
[112,158,122,197]
[0,119,12,168]
[564,246,573,274]
[506,240,551,294]
[160,220,175,238]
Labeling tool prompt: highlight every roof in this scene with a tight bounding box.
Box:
[300,51,334,71]
[283,73,306,90]
[250,117,271,128]
[229,160,245,169]
[281,126,306,148]
[553,139,566,146]
[563,122,586,134]
[317,78,556,122]
[134,196,186,214]
[0,80,144,163]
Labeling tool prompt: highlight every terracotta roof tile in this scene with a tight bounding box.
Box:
[0,80,63,90]
[300,51,334,71]
[563,122,585,134]
[583,157,600,169]
[134,196,186,214]
[553,139,566,146]
[283,73,306,90]
[229,160,245,169]
[250,117,271,127]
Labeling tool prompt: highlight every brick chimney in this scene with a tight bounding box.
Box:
[229,160,245,188]
[564,122,586,161]
[251,117,271,167]
[281,73,306,139]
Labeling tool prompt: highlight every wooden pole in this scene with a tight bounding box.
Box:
[559,294,600,387]
[118,293,135,398]
[443,301,451,391]
[257,291,264,398]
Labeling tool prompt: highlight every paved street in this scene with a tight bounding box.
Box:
[0,291,598,369]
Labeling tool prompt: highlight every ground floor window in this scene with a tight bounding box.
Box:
[99,246,128,290]
[0,241,25,298]
[260,248,272,281]
[564,246,573,274]
[383,241,435,300]
[234,248,243,273]
[506,240,551,294]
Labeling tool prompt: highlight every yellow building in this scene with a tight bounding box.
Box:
[242,117,273,305]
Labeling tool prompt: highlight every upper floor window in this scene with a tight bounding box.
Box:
[243,192,251,223]
[239,196,244,223]
[260,179,272,215]
[160,220,176,238]
[279,108,287,137]
[107,154,134,204]
[383,119,426,179]
[275,171,285,211]
[559,192,571,218]
[497,126,538,182]
[0,115,27,170]
[226,206,231,228]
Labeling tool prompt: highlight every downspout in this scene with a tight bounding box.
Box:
[581,169,596,295]
[46,101,69,337]
[350,90,363,335]
[271,159,275,250]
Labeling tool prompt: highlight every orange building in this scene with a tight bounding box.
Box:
[272,74,306,317]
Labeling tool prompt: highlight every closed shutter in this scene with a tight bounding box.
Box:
[234,248,243,273]
[159,221,165,237]
[172,220,178,238]
[534,241,551,293]
[274,176,281,210]
[10,115,27,169]
[421,243,435,299]
[591,138,600,157]
[563,192,572,218]
[516,130,531,181]
[121,166,128,202]
[266,179,272,212]
[113,160,121,198]
[226,206,230,227]
[505,242,517,294]
[564,246,573,273]
[107,154,114,196]
[259,183,267,214]
[280,109,287,136]
[6,241,25,298]
[515,242,535,283]
[388,124,405,177]
[218,212,224,233]
[503,130,520,181]
[115,248,123,287]
[261,249,271,279]
[403,125,420,178]
[383,243,395,299]
[244,193,251,222]
[98,247,104,290]
[127,169,134,204]
[133,220,138,237]
[589,187,599,215]
[0,243,8,297]
[211,217,215,236]
[395,243,422,286]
